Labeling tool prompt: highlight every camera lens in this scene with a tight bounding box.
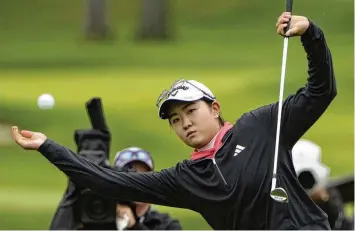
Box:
[85,196,109,219]
[298,171,316,190]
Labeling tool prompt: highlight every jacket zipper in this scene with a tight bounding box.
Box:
[211,132,233,186]
[212,158,228,186]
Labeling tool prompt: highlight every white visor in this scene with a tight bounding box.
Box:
[157,80,216,119]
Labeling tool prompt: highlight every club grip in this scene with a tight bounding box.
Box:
[286,0,293,13]
[86,97,108,130]
[284,0,293,34]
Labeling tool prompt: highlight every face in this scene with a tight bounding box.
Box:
[168,100,221,149]
[128,161,151,206]
[129,161,151,173]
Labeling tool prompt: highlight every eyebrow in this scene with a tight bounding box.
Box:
[168,102,196,120]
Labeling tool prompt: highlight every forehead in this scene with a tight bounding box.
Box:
[168,101,197,113]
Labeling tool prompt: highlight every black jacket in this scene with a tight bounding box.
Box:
[38,21,336,230]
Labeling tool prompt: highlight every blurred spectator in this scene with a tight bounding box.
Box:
[113,147,183,230]
[292,139,354,230]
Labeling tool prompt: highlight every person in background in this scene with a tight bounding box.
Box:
[292,139,354,230]
[113,147,183,230]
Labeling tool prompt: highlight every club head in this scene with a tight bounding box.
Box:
[270,187,289,203]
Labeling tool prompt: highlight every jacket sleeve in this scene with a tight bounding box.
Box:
[38,139,190,209]
[250,20,337,148]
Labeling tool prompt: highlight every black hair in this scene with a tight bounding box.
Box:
[202,99,225,126]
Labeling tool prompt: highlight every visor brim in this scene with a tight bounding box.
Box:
[158,96,214,119]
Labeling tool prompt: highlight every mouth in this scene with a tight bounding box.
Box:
[186,131,196,138]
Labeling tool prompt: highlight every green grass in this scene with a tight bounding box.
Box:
[0,67,353,229]
[0,0,353,229]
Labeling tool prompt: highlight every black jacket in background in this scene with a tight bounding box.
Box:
[128,207,182,230]
[316,188,354,230]
[39,21,336,230]
[49,180,83,230]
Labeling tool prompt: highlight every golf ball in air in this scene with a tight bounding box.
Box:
[37,93,55,109]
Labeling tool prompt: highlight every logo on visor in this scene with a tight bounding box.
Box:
[169,85,189,97]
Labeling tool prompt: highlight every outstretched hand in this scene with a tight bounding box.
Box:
[276,12,310,37]
[12,126,47,150]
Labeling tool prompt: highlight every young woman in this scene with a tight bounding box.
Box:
[12,12,336,230]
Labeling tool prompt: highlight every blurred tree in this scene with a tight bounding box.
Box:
[85,0,111,40]
[136,0,171,40]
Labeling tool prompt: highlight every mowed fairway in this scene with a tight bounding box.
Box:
[0,0,353,229]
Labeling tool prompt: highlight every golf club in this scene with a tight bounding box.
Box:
[270,0,293,204]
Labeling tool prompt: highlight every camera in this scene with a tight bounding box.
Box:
[74,149,117,225]
[77,188,117,225]
[72,97,135,227]
[298,170,316,191]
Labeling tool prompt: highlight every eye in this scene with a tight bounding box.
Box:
[171,117,180,124]
[187,108,196,114]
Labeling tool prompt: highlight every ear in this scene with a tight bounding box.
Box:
[211,101,221,118]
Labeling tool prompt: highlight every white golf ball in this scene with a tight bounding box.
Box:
[37,93,55,110]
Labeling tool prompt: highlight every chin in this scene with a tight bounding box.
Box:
[189,138,206,149]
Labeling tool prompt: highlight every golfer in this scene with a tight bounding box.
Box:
[12,12,336,230]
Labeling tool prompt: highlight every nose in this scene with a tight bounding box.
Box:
[181,116,192,130]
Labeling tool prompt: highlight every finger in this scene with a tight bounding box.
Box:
[12,126,22,142]
[276,17,290,26]
[281,12,292,18]
[12,126,18,138]
[277,23,288,35]
[120,212,128,219]
[285,27,299,36]
[123,213,130,221]
[20,130,33,138]
[277,12,292,22]
[12,126,27,148]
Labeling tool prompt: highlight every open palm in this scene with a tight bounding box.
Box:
[12,126,47,150]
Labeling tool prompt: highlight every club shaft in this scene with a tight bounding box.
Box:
[271,37,289,191]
